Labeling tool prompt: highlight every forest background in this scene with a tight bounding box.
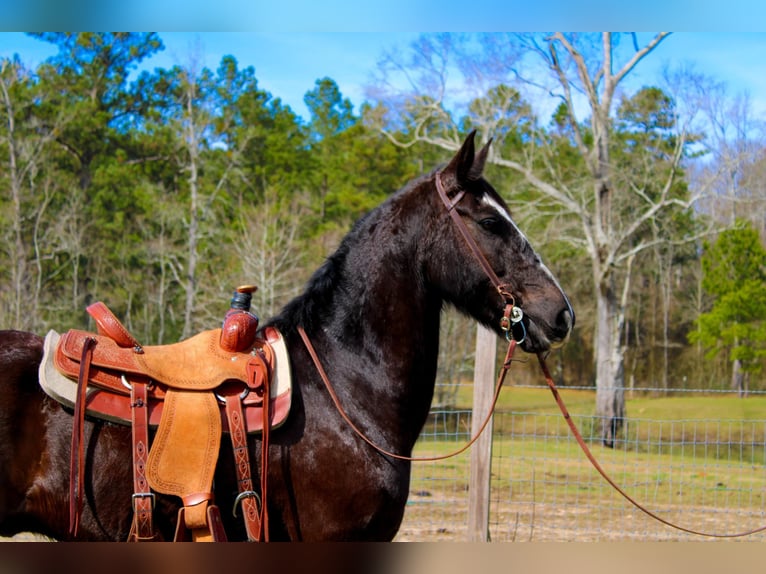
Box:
[1,33,765,444]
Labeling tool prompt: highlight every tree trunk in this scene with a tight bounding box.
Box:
[731,358,744,398]
[182,82,200,340]
[1,66,28,329]
[595,277,626,448]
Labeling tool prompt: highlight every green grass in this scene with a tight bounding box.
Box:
[410,390,766,510]
[408,434,766,515]
[450,384,766,421]
[439,387,766,459]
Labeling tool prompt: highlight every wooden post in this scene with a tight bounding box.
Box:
[467,324,497,541]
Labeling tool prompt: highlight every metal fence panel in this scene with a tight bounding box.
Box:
[396,407,766,542]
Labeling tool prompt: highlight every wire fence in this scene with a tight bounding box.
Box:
[395,388,766,542]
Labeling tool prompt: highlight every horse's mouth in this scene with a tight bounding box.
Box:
[548,335,569,350]
[518,319,570,353]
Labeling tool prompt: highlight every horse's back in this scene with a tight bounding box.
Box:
[0,329,43,379]
[0,330,48,536]
[0,329,45,432]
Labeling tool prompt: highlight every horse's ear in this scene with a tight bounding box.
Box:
[468,138,492,181]
[444,130,477,183]
[443,130,491,184]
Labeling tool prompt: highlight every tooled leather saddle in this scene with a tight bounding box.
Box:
[38,286,291,542]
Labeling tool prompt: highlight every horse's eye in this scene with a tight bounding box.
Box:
[479,217,500,232]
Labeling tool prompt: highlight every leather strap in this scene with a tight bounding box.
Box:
[173,505,227,541]
[87,301,142,349]
[256,358,271,541]
[222,356,271,541]
[536,353,766,539]
[298,326,516,462]
[434,172,515,304]
[224,391,261,541]
[69,336,96,537]
[127,379,156,541]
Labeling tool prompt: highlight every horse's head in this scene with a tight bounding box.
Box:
[424,130,574,353]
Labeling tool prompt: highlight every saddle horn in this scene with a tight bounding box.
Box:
[220,285,260,353]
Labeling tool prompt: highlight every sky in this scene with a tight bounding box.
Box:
[1,2,766,122]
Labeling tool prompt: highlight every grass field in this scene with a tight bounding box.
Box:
[395,387,766,541]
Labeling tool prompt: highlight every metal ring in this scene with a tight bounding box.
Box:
[233,490,260,518]
[506,319,527,345]
[497,285,515,305]
[216,386,250,404]
[516,320,527,344]
[511,306,524,324]
[121,375,132,391]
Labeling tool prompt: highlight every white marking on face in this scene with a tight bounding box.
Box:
[481,193,574,329]
[481,194,529,244]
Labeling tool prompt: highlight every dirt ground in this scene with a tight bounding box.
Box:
[392,489,766,542]
[5,492,764,542]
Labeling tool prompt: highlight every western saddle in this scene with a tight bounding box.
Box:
[40,286,291,542]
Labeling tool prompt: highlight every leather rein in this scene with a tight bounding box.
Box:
[299,170,766,539]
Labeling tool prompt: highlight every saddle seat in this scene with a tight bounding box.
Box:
[39,296,291,543]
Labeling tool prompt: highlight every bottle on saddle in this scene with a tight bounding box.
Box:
[219,285,259,353]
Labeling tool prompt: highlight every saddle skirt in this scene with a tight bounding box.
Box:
[38,327,292,434]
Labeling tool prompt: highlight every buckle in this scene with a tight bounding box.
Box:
[233,490,260,518]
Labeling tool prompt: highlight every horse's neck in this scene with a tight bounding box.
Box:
[309,206,442,451]
[333,252,441,446]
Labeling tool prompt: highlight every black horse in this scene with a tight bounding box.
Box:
[0,131,573,541]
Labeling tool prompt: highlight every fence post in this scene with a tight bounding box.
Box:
[467,324,497,541]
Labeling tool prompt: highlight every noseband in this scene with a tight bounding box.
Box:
[434,171,524,342]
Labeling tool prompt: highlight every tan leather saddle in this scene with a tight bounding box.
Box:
[40,288,291,542]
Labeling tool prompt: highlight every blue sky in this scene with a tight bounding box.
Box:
[3,0,766,32]
[2,0,766,121]
[2,31,766,123]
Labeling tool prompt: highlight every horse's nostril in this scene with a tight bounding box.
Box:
[556,307,574,336]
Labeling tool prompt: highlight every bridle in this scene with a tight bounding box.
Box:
[297,170,524,463]
[434,171,525,342]
[298,170,766,538]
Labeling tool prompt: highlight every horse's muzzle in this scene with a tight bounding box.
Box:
[549,306,574,349]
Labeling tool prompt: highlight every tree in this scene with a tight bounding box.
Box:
[0,54,82,331]
[232,185,309,319]
[690,86,766,235]
[303,78,417,255]
[368,32,715,445]
[0,57,45,328]
[132,54,316,338]
[28,33,165,317]
[304,77,358,223]
[615,87,700,391]
[136,59,233,338]
[689,224,766,395]
[30,33,163,192]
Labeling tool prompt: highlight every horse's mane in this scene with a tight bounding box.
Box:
[266,171,435,335]
[266,229,354,334]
